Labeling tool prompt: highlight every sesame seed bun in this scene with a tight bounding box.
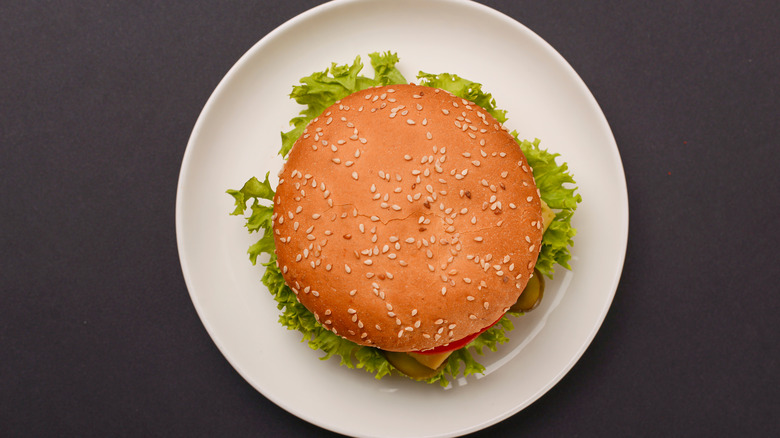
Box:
[272,84,543,352]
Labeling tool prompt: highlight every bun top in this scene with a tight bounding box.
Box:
[272,84,543,352]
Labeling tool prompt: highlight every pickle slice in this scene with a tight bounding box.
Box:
[383,351,448,380]
[510,269,545,312]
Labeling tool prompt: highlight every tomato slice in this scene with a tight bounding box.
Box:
[412,314,505,355]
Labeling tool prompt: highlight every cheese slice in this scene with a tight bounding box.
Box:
[540,198,555,233]
[408,351,453,370]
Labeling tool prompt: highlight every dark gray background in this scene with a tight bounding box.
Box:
[2,0,778,436]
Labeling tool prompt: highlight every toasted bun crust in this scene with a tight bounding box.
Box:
[272,84,542,352]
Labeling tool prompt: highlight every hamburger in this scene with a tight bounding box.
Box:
[228,53,580,384]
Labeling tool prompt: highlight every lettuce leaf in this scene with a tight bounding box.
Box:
[515,137,581,277]
[227,173,275,264]
[279,51,407,157]
[417,71,507,123]
[227,53,580,385]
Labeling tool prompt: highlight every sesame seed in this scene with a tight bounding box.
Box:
[352,172,359,180]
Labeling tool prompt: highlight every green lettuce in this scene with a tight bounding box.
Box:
[514,137,582,277]
[227,53,580,386]
[416,71,507,123]
[279,51,407,157]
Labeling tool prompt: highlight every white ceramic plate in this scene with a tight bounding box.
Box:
[176,0,628,436]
